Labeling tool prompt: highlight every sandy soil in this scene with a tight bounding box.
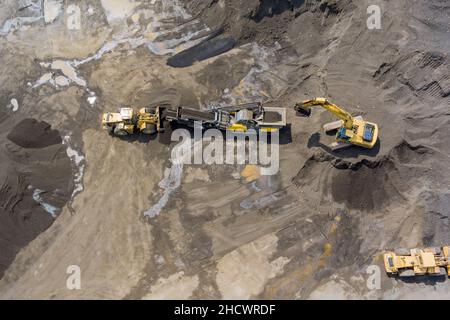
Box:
[0,0,449,299]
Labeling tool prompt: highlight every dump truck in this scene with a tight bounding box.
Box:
[102,102,287,136]
[384,246,450,277]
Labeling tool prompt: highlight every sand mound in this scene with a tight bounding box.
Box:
[7,118,62,149]
[182,0,353,45]
[293,141,436,211]
[374,51,450,100]
[0,113,72,279]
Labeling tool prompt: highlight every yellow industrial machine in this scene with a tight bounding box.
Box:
[294,97,379,150]
[102,107,161,136]
[384,246,450,277]
[102,103,286,137]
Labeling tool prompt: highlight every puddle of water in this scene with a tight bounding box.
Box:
[54,75,70,87]
[1,0,43,35]
[143,164,183,218]
[32,188,59,217]
[73,37,147,67]
[100,0,141,23]
[51,60,86,86]
[62,135,85,199]
[0,16,43,35]
[144,138,201,218]
[33,37,147,90]
[33,72,54,88]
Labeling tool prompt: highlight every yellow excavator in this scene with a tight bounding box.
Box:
[384,246,450,278]
[294,97,379,150]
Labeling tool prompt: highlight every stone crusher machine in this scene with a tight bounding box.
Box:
[384,246,450,278]
[101,102,287,136]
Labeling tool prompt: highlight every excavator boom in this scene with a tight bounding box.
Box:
[295,97,354,129]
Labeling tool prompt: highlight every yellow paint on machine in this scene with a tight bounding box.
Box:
[241,165,261,182]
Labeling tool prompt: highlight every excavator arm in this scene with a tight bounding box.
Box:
[294,97,354,129]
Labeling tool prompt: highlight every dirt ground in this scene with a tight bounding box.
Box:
[0,0,449,299]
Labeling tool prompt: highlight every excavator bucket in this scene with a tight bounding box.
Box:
[294,104,312,117]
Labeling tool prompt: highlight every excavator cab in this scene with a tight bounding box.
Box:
[363,123,376,142]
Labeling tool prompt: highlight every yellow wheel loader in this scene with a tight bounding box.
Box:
[102,107,162,136]
[294,97,379,150]
[384,246,450,278]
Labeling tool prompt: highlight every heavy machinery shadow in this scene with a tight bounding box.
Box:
[110,119,174,145]
[252,0,306,22]
[278,124,293,145]
[156,122,293,146]
[307,132,381,158]
[167,28,236,68]
[111,121,293,147]
[112,132,158,144]
[390,274,449,285]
